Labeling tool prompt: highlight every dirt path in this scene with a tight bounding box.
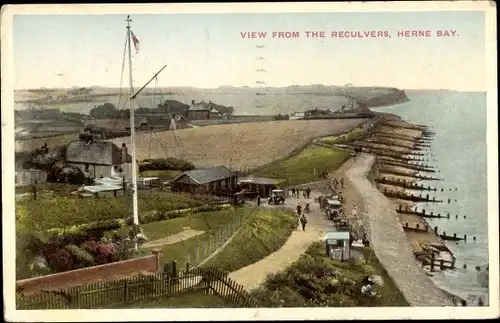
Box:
[228,190,333,292]
[228,158,357,292]
[142,228,205,248]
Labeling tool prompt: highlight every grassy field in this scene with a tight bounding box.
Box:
[137,207,255,268]
[201,208,297,272]
[250,242,408,307]
[320,126,366,145]
[117,291,229,308]
[16,191,211,232]
[255,145,351,186]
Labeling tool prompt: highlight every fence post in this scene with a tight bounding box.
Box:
[172,260,178,278]
[123,280,129,304]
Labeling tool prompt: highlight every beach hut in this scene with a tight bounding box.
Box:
[325,231,351,261]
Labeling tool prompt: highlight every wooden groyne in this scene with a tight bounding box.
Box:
[396,205,449,218]
[378,168,443,180]
[379,160,436,173]
[381,188,443,202]
[366,139,414,150]
[377,177,438,191]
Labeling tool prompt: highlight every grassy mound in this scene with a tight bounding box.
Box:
[138,207,254,268]
[255,145,350,185]
[200,208,297,272]
[250,242,408,307]
[320,126,365,145]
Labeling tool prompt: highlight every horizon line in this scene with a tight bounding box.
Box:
[14,85,486,92]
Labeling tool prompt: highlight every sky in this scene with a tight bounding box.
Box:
[12,11,486,91]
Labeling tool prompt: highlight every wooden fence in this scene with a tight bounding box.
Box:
[16,267,258,309]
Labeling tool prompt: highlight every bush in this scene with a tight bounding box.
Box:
[139,157,195,172]
[250,242,408,307]
[45,248,74,272]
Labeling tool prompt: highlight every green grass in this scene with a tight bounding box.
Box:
[320,127,365,145]
[137,206,256,269]
[255,145,350,186]
[201,208,297,272]
[250,241,408,307]
[16,191,211,232]
[117,291,230,308]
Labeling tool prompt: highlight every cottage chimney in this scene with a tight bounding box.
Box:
[121,143,128,163]
[191,100,195,105]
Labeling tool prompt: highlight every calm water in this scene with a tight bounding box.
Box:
[377,91,489,301]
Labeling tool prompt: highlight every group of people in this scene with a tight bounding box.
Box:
[290,187,312,199]
[313,168,330,180]
[332,177,345,189]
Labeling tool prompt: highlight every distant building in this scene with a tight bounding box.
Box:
[170,166,237,195]
[187,100,212,120]
[65,138,133,180]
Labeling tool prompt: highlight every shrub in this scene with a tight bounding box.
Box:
[250,242,408,307]
[139,157,195,172]
[65,244,95,266]
[45,248,74,272]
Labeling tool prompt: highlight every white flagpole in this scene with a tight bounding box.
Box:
[126,15,140,250]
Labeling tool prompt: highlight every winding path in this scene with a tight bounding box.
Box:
[227,160,358,292]
[346,153,453,306]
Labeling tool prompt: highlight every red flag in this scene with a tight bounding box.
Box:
[130,30,140,53]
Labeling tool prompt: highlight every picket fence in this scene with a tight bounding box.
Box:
[16,267,259,309]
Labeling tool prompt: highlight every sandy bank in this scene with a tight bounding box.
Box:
[346,153,452,306]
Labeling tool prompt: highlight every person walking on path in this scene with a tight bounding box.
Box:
[340,177,345,189]
[306,187,311,199]
[300,213,307,231]
[291,187,296,197]
[333,178,339,189]
[296,203,302,229]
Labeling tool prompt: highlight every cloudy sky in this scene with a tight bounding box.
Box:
[12,10,486,91]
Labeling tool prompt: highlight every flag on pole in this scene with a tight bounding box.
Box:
[130,30,140,53]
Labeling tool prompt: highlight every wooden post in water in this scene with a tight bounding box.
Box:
[434,226,438,235]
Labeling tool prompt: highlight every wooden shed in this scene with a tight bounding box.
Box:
[237,176,286,198]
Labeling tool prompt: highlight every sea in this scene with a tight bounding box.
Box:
[376,91,490,303]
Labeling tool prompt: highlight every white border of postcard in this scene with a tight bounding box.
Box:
[2,1,498,321]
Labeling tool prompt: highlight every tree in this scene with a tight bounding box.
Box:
[89,102,119,119]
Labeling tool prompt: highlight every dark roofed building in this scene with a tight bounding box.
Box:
[65,139,132,180]
[237,176,286,197]
[170,166,237,195]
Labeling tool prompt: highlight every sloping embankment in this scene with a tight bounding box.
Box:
[346,153,452,307]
